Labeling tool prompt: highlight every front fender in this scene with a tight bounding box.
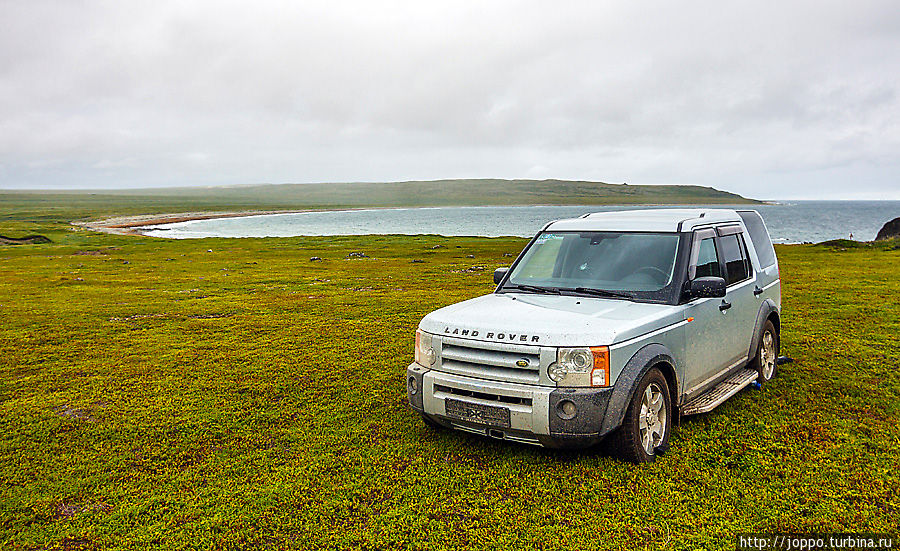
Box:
[600,343,677,435]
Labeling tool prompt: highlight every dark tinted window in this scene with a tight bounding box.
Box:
[720,234,750,285]
[694,237,721,278]
[739,211,776,268]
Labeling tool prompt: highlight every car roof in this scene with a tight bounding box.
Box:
[544,208,745,233]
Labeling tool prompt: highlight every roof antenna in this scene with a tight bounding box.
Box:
[699,213,706,218]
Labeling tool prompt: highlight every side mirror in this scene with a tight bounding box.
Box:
[493,267,509,285]
[689,276,726,299]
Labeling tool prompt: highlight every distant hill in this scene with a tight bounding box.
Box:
[118,179,759,206]
[1,179,760,221]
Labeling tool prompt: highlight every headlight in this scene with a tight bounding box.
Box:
[549,346,610,387]
[415,329,436,366]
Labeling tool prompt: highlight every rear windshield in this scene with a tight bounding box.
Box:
[738,211,776,268]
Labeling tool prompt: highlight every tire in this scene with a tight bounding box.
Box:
[750,319,779,385]
[609,367,672,463]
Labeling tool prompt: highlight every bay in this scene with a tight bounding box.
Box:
[140,200,900,244]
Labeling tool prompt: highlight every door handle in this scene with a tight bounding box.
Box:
[719,300,732,311]
[753,286,763,297]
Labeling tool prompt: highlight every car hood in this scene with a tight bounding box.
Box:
[419,292,684,347]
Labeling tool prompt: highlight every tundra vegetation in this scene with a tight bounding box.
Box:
[0,195,897,550]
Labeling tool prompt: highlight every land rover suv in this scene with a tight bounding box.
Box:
[406,209,780,462]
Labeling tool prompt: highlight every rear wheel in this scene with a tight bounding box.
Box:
[751,320,779,385]
[610,367,672,463]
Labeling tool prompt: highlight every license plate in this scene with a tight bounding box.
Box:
[444,398,511,428]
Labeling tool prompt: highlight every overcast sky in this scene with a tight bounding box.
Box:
[1,1,898,199]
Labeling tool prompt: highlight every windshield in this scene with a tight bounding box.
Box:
[502,231,681,297]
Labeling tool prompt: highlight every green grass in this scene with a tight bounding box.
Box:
[0,217,897,549]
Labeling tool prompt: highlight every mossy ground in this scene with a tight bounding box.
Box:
[0,222,897,549]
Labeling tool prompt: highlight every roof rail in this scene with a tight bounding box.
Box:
[677,211,717,231]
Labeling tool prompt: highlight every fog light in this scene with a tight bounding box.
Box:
[407,376,418,395]
[556,399,577,420]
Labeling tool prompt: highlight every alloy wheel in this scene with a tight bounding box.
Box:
[638,383,667,456]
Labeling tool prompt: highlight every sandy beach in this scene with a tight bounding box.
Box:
[73,210,311,236]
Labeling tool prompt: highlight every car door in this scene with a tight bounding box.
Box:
[682,228,732,398]
[716,226,758,365]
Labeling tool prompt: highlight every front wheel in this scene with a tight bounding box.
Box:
[610,367,672,463]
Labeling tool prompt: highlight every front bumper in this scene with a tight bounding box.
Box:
[407,363,614,449]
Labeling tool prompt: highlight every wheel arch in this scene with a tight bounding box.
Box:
[600,343,678,435]
[767,310,781,335]
[748,299,780,360]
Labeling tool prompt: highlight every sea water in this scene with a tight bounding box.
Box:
[140,201,900,244]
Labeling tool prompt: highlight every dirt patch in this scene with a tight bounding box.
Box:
[451,265,486,273]
[109,312,232,321]
[187,313,233,319]
[54,405,97,423]
[72,250,108,256]
[108,313,171,322]
[55,500,110,520]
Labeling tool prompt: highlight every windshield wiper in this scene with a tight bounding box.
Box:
[563,287,635,300]
[501,283,561,295]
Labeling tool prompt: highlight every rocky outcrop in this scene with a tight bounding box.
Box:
[875,217,900,241]
[0,234,51,245]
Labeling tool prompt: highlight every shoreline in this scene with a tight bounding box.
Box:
[74,209,316,236]
[75,202,776,237]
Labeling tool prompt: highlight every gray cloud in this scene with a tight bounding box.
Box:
[1,0,898,198]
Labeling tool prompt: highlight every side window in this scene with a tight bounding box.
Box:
[694,237,721,279]
[719,234,750,285]
[738,211,776,268]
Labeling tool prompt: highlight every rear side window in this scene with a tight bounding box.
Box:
[738,211,776,268]
[719,234,750,285]
[694,237,721,279]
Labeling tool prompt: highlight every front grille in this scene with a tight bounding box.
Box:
[433,384,533,406]
[438,336,543,385]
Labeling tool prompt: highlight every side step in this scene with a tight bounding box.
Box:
[681,368,758,416]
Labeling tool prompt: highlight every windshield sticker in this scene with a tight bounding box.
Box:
[535,234,563,245]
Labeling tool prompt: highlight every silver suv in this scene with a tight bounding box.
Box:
[406,209,781,462]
